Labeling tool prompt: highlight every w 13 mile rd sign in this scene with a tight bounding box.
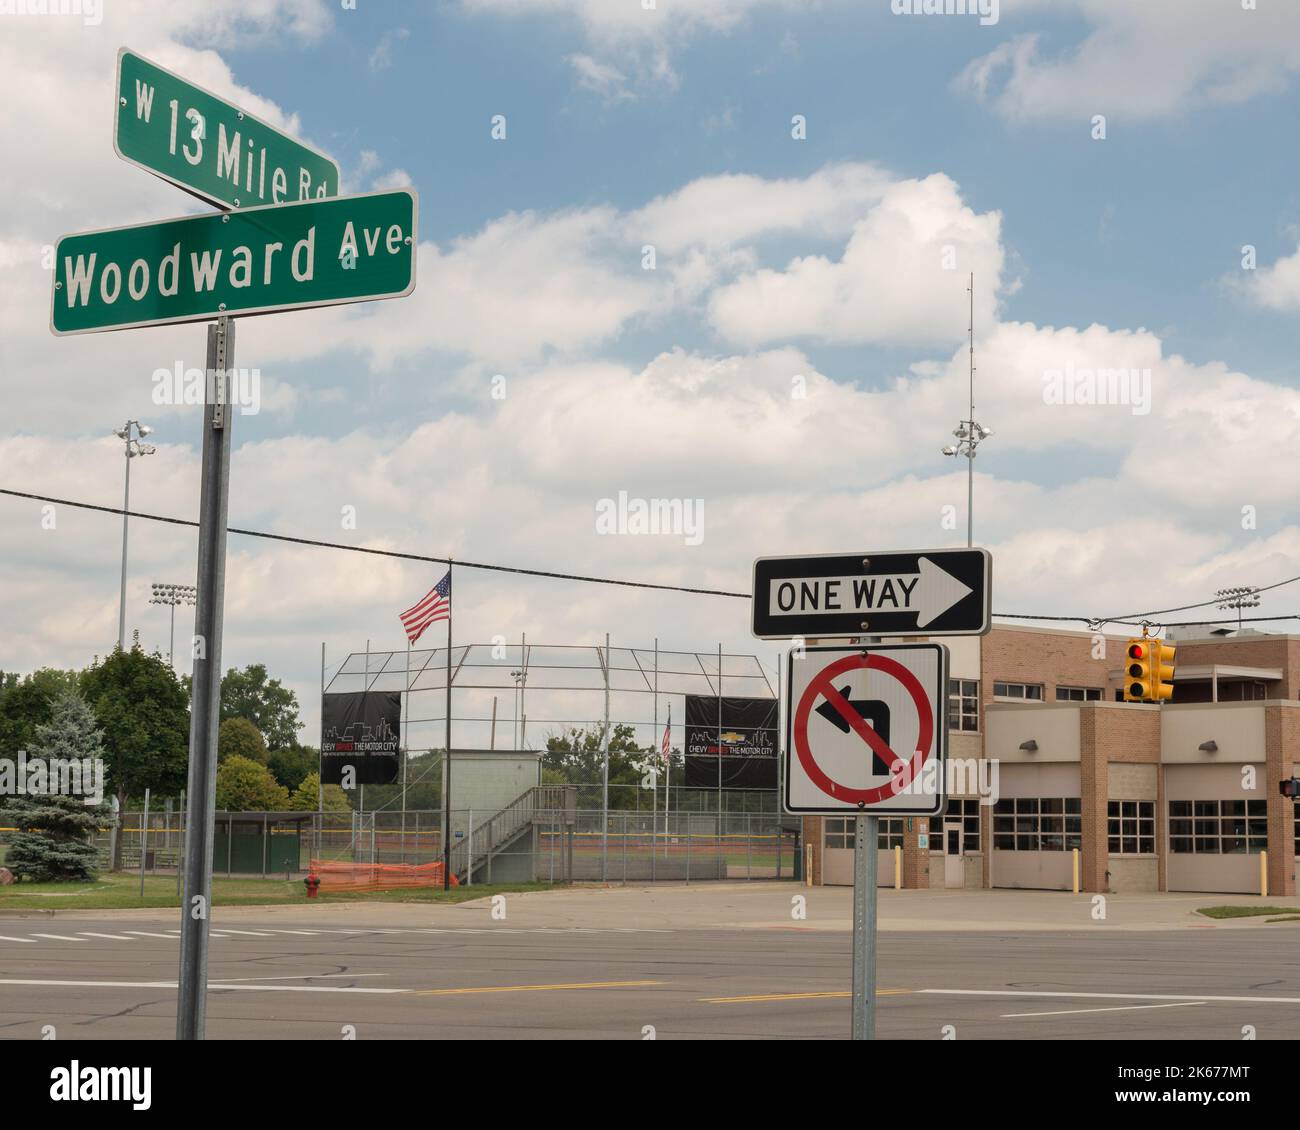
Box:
[114,47,339,209]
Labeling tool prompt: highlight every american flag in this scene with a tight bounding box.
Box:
[660,706,671,762]
[399,571,451,644]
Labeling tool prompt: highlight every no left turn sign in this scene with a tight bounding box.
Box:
[784,643,947,815]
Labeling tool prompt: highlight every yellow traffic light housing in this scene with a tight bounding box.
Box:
[1151,639,1176,702]
[1124,636,1176,703]
[1124,639,1153,701]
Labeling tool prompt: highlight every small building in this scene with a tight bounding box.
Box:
[212,811,314,875]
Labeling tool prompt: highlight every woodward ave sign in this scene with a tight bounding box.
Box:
[752,548,991,639]
[51,189,417,334]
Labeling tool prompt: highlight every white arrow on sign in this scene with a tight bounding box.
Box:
[766,556,973,628]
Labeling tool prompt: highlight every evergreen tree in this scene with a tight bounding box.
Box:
[4,690,110,882]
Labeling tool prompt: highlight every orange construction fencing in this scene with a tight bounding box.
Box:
[308,859,458,892]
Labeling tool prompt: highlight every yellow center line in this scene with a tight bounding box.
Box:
[413,980,664,997]
[699,989,913,1004]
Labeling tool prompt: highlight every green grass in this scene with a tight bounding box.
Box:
[1265,916,1300,924]
[0,872,559,911]
[1197,905,1300,920]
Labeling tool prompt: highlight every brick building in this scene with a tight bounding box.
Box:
[807,625,1300,896]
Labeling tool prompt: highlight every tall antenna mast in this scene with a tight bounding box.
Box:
[941,271,992,547]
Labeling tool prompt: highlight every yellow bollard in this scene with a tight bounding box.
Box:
[894,844,902,890]
[1260,850,1268,898]
[1072,847,1080,894]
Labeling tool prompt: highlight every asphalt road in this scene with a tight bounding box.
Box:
[1,917,1297,1039]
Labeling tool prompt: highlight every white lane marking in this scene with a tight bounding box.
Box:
[260,929,321,935]
[30,933,87,942]
[1002,1001,1208,1019]
[215,929,276,937]
[122,931,177,939]
[0,934,38,944]
[923,989,1300,1005]
[0,978,407,994]
[78,932,136,941]
[208,973,389,983]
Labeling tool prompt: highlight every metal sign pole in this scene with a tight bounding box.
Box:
[177,317,235,1041]
[851,813,879,1039]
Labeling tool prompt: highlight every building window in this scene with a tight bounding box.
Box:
[1056,686,1103,702]
[930,798,982,853]
[1168,800,1268,854]
[1107,800,1155,855]
[992,797,1082,851]
[993,681,1044,701]
[948,679,979,732]
[824,816,903,851]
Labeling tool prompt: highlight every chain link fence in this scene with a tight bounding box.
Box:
[84,806,801,884]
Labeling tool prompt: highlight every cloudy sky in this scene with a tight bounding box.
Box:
[3,0,1299,745]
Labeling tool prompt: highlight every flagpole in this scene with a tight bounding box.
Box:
[442,560,453,891]
[653,637,659,854]
[402,638,410,864]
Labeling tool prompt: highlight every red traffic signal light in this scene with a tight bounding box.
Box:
[1124,638,1176,702]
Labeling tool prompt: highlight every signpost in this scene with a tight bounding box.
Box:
[51,190,417,335]
[752,548,991,640]
[114,48,339,210]
[755,546,991,1041]
[785,642,947,1039]
[52,49,417,1041]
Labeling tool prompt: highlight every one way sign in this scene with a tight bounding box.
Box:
[752,548,991,639]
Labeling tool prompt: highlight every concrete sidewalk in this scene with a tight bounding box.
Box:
[3,882,1297,932]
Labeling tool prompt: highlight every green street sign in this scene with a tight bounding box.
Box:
[114,47,340,210]
[51,190,417,335]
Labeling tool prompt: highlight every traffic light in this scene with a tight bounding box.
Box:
[1124,638,1176,703]
[1151,639,1176,702]
[1282,778,1300,800]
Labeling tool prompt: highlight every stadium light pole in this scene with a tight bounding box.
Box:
[510,668,525,749]
[115,420,157,650]
[940,275,991,548]
[150,582,197,669]
[1216,586,1260,632]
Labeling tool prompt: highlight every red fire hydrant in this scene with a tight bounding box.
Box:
[304,872,321,899]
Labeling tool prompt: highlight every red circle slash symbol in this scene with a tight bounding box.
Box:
[793,653,933,805]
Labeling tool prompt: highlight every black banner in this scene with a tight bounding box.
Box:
[320,691,400,785]
[684,695,778,789]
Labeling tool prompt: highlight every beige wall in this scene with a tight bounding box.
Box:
[985,704,1081,763]
[1161,703,1266,763]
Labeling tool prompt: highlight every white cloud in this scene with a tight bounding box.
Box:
[1235,244,1300,311]
[463,0,824,88]
[566,53,634,102]
[958,0,1300,121]
[708,174,1005,347]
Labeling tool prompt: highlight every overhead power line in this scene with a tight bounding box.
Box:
[3,485,1298,630]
